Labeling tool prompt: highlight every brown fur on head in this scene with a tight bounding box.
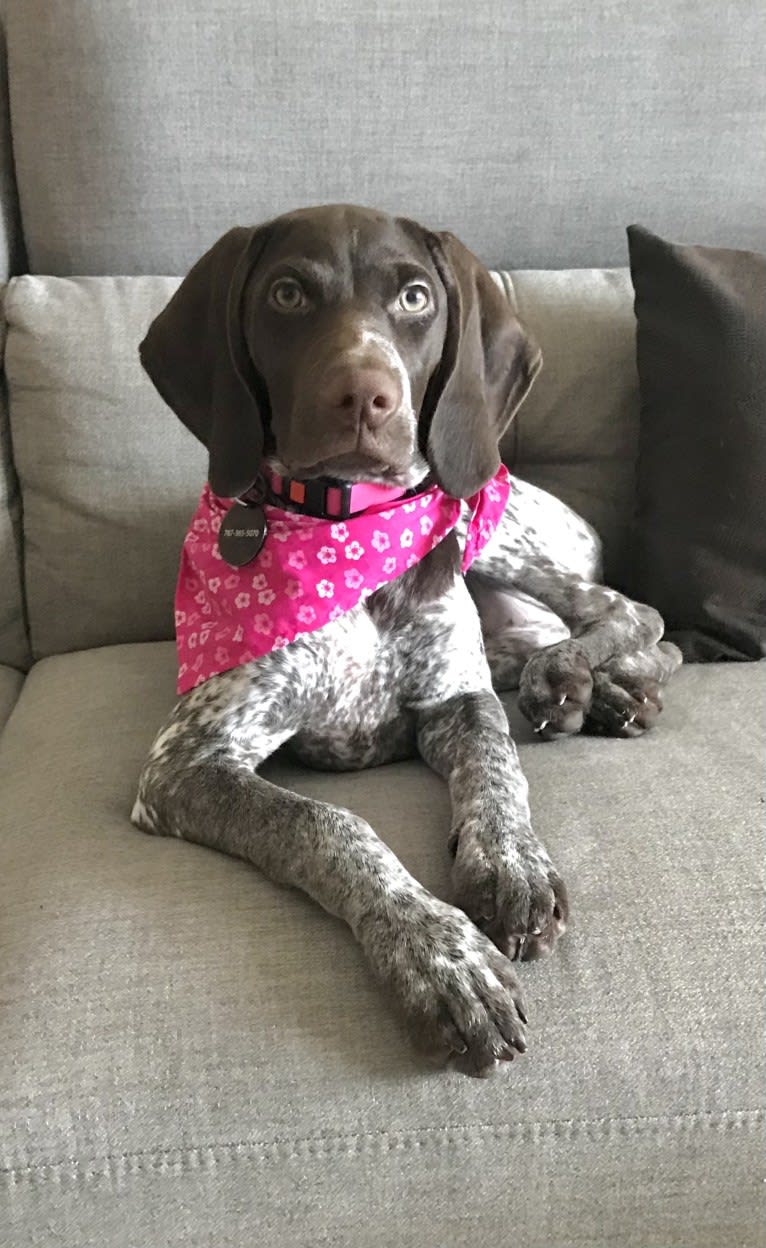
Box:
[140,204,541,499]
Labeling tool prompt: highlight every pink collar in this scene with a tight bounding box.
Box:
[264,468,417,519]
[175,465,511,694]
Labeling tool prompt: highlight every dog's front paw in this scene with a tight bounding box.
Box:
[583,642,683,737]
[519,641,593,739]
[362,898,528,1076]
[584,670,664,737]
[450,818,568,962]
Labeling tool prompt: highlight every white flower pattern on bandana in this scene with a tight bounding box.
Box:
[174,467,511,693]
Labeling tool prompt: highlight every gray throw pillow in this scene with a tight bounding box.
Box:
[625,225,766,661]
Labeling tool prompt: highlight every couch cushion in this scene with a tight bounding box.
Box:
[4,276,203,658]
[0,661,22,730]
[5,271,641,658]
[1,644,762,1246]
[0,313,29,670]
[501,268,640,579]
[626,225,766,659]
[6,0,766,274]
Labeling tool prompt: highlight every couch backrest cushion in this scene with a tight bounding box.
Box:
[4,270,638,658]
[503,268,640,580]
[5,0,766,275]
[4,277,203,658]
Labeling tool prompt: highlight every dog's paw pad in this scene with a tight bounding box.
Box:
[519,642,593,739]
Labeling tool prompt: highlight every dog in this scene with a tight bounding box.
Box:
[132,204,681,1076]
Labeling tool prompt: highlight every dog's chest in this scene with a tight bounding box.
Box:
[288,572,488,771]
[288,605,415,769]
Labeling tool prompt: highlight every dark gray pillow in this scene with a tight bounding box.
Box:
[625,224,766,661]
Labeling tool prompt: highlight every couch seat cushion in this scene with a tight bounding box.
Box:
[1,644,763,1247]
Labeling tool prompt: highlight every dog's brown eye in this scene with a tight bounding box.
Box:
[269,279,307,312]
[398,283,431,314]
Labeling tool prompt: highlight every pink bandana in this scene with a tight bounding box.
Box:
[175,465,511,693]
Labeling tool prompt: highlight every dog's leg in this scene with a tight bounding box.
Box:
[510,559,674,738]
[416,690,568,962]
[132,664,527,1074]
[470,477,680,737]
[469,579,570,691]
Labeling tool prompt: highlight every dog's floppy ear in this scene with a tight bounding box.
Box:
[422,231,542,498]
[140,224,274,498]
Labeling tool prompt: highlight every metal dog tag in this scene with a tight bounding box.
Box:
[218,502,268,567]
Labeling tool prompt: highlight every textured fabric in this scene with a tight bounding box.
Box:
[176,470,510,693]
[4,272,642,658]
[3,275,204,658]
[0,312,29,670]
[0,28,29,672]
[626,225,766,660]
[5,0,766,276]
[0,662,23,730]
[0,20,24,282]
[501,268,641,581]
[0,644,763,1247]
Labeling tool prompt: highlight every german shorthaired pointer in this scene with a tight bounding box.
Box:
[132,205,681,1075]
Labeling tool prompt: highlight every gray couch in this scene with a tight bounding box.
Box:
[1,4,763,1246]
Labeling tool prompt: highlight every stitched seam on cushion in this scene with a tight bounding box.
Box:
[2,1108,762,1184]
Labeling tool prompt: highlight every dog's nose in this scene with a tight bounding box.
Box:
[319,366,401,428]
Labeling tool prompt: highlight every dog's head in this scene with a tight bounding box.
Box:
[140,205,541,499]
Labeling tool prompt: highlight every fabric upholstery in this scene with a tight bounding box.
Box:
[503,268,640,580]
[0,26,28,671]
[0,20,24,282]
[4,271,641,658]
[0,312,29,670]
[0,643,762,1246]
[625,225,766,659]
[5,0,766,276]
[0,662,22,729]
[3,276,204,658]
